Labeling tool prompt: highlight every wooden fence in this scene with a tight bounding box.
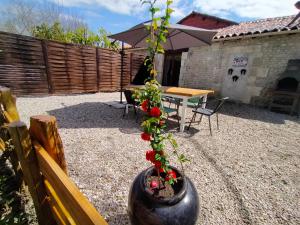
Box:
[0,31,145,95]
[0,86,108,225]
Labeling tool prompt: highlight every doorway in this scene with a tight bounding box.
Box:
[162,51,185,86]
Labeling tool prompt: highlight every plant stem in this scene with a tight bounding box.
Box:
[165,134,185,177]
[156,167,161,190]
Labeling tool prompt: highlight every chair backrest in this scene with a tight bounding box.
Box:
[195,96,204,108]
[124,90,136,105]
[213,97,229,113]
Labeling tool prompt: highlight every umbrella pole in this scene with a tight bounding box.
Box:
[120,42,124,103]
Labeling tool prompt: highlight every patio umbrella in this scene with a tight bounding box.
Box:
[109,21,218,102]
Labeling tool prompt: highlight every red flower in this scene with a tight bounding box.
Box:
[150,180,159,189]
[146,150,156,162]
[153,160,161,168]
[165,170,177,181]
[150,107,161,117]
[159,168,165,173]
[141,100,149,112]
[141,132,151,141]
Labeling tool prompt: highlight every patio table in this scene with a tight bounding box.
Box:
[126,85,214,132]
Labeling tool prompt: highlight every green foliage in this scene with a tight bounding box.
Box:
[0,150,32,225]
[142,0,174,77]
[98,28,119,50]
[32,22,67,42]
[32,22,119,49]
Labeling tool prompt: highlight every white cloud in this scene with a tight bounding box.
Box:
[55,0,155,15]
[53,0,145,15]
[53,0,190,18]
[192,0,299,19]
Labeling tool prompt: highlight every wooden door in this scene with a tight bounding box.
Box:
[162,52,182,87]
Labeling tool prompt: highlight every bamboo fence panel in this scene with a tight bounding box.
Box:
[0,32,49,95]
[46,41,98,94]
[0,31,146,95]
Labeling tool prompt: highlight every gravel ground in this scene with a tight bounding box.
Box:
[17,92,300,225]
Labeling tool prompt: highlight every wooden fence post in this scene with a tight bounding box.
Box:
[0,86,22,179]
[29,115,67,174]
[41,41,53,94]
[129,52,133,83]
[96,48,100,92]
[8,121,56,225]
[0,86,20,122]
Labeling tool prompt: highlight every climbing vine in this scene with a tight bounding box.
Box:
[134,0,189,188]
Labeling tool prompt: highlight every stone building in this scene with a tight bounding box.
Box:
[175,13,300,114]
[180,15,300,101]
[160,12,237,87]
[129,11,300,113]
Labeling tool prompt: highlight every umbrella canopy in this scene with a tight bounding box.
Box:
[109,21,217,103]
[109,21,218,50]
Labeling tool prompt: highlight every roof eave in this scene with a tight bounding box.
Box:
[213,29,300,42]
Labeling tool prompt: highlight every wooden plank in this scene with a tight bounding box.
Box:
[50,204,68,225]
[30,115,67,174]
[45,179,75,225]
[33,141,108,225]
[8,121,56,225]
[0,38,42,47]
[0,138,5,151]
[0,58,44,65]
[163,87,214,96]
[0,64,45,69]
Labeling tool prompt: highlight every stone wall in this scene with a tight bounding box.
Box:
[179,33,300,106]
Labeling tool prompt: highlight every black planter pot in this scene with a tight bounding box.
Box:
[128,166,199,225]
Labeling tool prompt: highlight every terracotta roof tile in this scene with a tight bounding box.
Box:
[214,14,300,40]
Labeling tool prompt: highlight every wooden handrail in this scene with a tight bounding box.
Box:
[44,179,76,225]
[4,86,108,225]
[33,141,108,225]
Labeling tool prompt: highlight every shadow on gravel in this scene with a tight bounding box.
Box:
[47,102,139,130]
[47,102,199,137]
[217,102,299,124]
[189,138,253,225]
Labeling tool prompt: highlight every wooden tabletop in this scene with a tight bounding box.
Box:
[126,85,214,97]
[162,87,214,97]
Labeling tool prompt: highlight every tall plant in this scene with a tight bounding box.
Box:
[134,0,189,189]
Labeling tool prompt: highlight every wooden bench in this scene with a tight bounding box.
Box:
[0,86,108,225]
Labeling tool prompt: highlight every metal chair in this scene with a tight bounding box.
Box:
[187,97,229,135]
[187,96,204,108]
[123,90,139,122]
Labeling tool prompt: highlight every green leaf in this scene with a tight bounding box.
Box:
[178,154,190,163]
[169,137,178,148]
[155,153,161,161]
[167,8,174,14]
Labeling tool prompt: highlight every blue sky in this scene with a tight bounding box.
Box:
[2,0,299,34]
